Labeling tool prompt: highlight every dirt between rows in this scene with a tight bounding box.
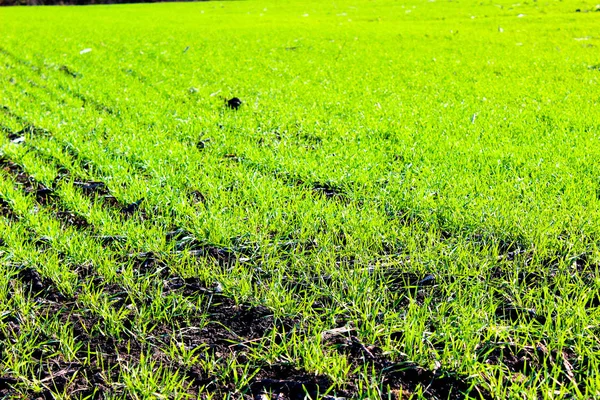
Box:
[0,112,592,398]
[0,156,94,231]
[0,155,146,224]
[1,217,585,396]
[2,248,589,398]
[1,263,492,399]
[0,196,18,221]
[1,265,304,398]
[0,167,588,398]
[228,157,351,203]
[0,177,494,399]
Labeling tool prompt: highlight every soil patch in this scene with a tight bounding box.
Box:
[226,97,242,110]
[326,334,490,399]
[476,341,586,393]
[312,181,348,201]
[73,181,110,196]
[58,65,79,78]
[67,90,115,114]
[0,157,56,205]
[250,364,337,399]
[0,156,91,229]
[166,228,258,267]
[0,196,18,221]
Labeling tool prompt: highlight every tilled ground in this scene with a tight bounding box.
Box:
[0,8,599,397]
[0,128,491,398]
[0,123,593,397]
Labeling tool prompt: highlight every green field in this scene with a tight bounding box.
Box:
[0,0,599,398]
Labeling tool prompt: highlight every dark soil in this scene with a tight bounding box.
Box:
[58,65,79,78]
[226,97,242,110]
[227,158,356,204]
[128,251,170,277]
[476,341,586,393]
[7,130,24,143]
[0,157,56,205]
[250,365,337,399]
[494,304,547,325]
[312,181,348,201]
[94,234,127,245]
[73,179,143,217]
[189,189,207,204]
[15,266,67,302]
[68,90,115,114]
[166,228,257,267]
[326,334,491,400]
[0,196,18,221]
[54,210,91,230]
[5,261,327,398]
[121,198,144,215]
[73,178,145,219]
[73,181,110,196]
[0,377,18,397]
[0,156,92,230]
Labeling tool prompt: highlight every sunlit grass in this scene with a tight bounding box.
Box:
[0,0,599,398]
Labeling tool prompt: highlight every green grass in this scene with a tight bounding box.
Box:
[0,0,599,398]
